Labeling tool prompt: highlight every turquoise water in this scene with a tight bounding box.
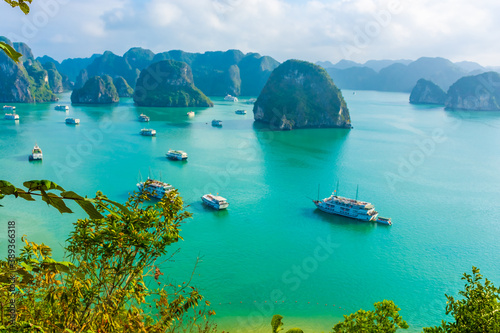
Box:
[1,91,499,332]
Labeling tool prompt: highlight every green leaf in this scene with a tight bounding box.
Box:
[0,42,22,62]
[19,2,30,14]
[17,190,36,201]
[0,180,17,195]
[23,180,65,192]
[75,198,104,219]
[41,190,73,214]
[102,198,132,216]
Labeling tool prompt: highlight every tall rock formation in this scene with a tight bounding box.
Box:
[253,60,351,130]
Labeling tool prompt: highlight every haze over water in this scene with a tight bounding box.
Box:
[1,91,499,332]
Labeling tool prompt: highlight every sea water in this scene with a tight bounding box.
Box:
[0,91,499,332]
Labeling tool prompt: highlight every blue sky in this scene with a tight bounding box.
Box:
[1,0,500,66]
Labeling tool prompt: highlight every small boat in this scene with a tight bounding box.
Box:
[55,105,69,111]
[137,178,173,199]
[212,119,223,127]
[166,149,188,161]
[313,184,391,225]
[245,98,256,104]
[29,144,43,161]
[138,114,150,122]
[3,105,16,111]
[4,112,19,120]
[187,111,195,117]
[235,109,247,115]
[65,117,80,124]
[202,194,229,210]
[224,94,238,102]
[140,128,156,136]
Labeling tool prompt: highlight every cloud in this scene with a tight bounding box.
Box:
[0,0,499,66]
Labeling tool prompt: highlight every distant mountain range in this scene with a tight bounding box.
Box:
[317,57,500,93]
[37,48,279,97]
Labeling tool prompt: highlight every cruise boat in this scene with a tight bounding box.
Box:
[138,114,150,122]
[4,112,19,120]
[235,109,247,115]
[65,117,80,124]
[212,119,223,127]
[137,178,173,199]
[201,194,229,210]
[55,105,69,111]
[166,149,188,161]
[29,144,43,161]
[3,105,16,111]
[187,111,195,117]
[313,187,391,225]
[224,94,238,102]
[140,128,156,136]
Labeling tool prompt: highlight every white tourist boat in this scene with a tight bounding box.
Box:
[201,194,229,210]
[137,178,173,199]
[65,117,80,124]
[245,98,257,104]
[224,94,238,102]
[235,109,247,115]
[55,105,69,111]
[313,186,391,225]
[187,111,195,117]
[140,128,156,136]
[166,149,188,161]
[212,119,223,127]
[4,112,19,120]
[3,105,16,111]
[138,114,150,122]
[29,144,43,161]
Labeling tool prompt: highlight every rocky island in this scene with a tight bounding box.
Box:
[133,60,213,107]
[445,72,500,111]
[71,75,119,104]
[253,59,351,130]
[409,79,447,105]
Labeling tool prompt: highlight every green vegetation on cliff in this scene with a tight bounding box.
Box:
[253,59,351,130]
[409,78,447,105]
[133,60,213,107]
[445,71,500,110]
[71,74,119,104]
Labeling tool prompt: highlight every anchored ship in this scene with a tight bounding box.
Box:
[138,114,150,122]
[29,144,43,161]
[202,194,229,210]
[313,185,391,225]
[166,150,188,161]
[137,178,173,199]
[65,117,80,124]
[55,105,69,111]
[140,128,156,136]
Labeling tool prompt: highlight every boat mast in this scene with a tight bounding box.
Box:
[317,184,320,201]
[335,180,339,197]
[355,185,359,201]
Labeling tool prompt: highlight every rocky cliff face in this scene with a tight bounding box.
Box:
[409,79,446,105]
[71,75,119,104]
[0,37,58,102]
[253,60,351,130]
[445,72,500,110]
[113,76,133,97]
[133,60,213,107]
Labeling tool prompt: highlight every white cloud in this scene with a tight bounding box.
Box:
[0,0,499,66]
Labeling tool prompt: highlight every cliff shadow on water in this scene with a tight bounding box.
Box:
[252,121,351,173]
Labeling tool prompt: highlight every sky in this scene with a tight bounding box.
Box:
[1,0,500,66]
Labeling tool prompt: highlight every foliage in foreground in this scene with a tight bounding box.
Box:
[423,266,500,332]
[0,179,216,332]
